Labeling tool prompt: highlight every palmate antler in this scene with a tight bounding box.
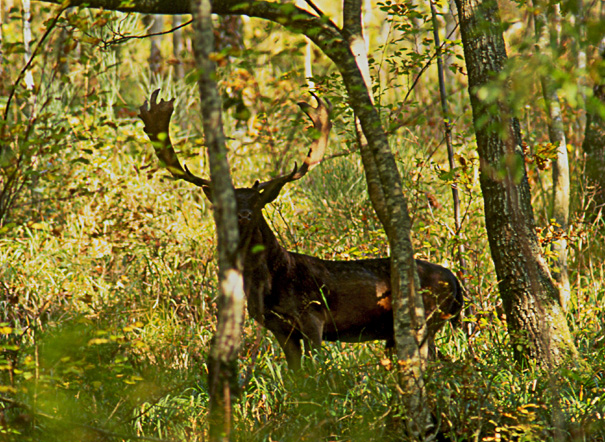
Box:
[138,89,331,194]
[139,89,210,188]
[253,92,332,202]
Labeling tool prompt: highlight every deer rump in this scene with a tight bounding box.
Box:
[245,247,463,369]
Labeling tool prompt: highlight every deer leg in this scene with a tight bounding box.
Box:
[298,312,324,359]
[273,331,304,370]
[265,316,304,370]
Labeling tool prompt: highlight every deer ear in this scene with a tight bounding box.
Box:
[258,182,285,205]
[202,185,213,202]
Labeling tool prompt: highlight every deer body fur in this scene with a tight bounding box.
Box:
[238,187,462,370]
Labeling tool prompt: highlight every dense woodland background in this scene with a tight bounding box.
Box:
[0,0,604,440]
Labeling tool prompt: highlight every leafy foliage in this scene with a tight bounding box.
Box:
[0,2,604,441]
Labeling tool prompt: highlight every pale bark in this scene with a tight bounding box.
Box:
[296,0,314,90]
[455,0,577,367]
[534,3,571,311]
[304,37,314,89]
[21,0,34,89]
[191,0,245,440]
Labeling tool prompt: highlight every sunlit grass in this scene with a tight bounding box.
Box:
[1,6,604,442]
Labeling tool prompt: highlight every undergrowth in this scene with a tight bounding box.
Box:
[1,6,604,442]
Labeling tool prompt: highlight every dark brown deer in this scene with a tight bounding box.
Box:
[139,90,463,370]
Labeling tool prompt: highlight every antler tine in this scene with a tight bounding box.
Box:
[294,92,332,178]
[257,93,332,192]
[139,89,211,188]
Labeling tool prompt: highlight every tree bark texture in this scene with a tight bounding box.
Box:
[455,0,577,367]
[343,1,430,438]
[191,0,245,440]
[533,3,571,311]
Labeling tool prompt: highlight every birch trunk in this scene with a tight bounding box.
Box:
[534,3,571,310]
[191,0,245,440]
[21,0,34,89]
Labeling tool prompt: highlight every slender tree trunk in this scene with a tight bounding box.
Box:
[533,2,571,310]
[444,0,458,85]
[303,37,313,89]
[574,0,587,134]
[143,14,164,74]
[343,1,430,438]
[21,0,34,90]
[455,0,577,367]
[191,0,245,440]
[172,15,184,79]
[0,3,3,67]
[430,0,466,273]
[582,42,605,221]
[296,0,314,90]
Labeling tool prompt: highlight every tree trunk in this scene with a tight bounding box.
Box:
[295,0,314,89]
[455,0,577,367]
[534,3,571,311]
[430,0,467,275]
[191,0,245,441]
[582,43,605,222]
[143,14,164,74]
[172,15,184,79]
[343,1,431,438]
[21,0,34,90]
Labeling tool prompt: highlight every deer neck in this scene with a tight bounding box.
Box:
[256,215,287,260]
[241,214,289,268]
[242,213,292,322]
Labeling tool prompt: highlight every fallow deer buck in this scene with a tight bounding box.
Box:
[139,90,463,370]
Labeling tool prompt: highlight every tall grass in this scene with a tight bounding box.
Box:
[0,7,604,442]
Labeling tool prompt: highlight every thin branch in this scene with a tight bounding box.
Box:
[403,22,459,104]
[2,5,68,123]
[103,18,193,47]
[303,0,326,19]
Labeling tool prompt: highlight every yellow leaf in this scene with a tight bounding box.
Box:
[88,338,110,345]
[0,385,16,394]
